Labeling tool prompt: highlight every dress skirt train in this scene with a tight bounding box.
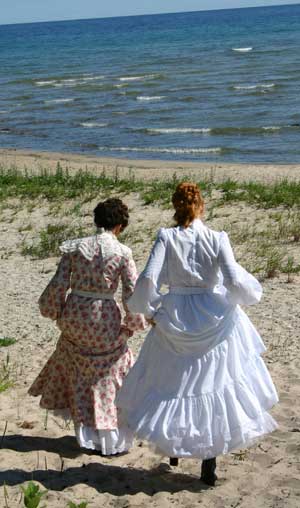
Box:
[117,307,278,459]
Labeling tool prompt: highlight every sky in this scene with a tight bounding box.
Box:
[1,0,299,25]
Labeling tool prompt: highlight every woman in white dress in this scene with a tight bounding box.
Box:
[117,182,278,485]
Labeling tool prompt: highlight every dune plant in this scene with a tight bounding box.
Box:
[0,338,16,347]
[3,482,9,508]
[0,353,14,393]
[67,502,88,508]
[219,179,300,208]
[20,481,47,508]
[286,212,300,242]
[281,255,300,283]
[21,224,87,259]
[262,247,284,279]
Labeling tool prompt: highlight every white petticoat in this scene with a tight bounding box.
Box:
[117,307,278,459]
[52,409,133,455]
[75,424,134,455]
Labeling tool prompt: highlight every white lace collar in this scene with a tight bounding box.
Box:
[60,228,127,261]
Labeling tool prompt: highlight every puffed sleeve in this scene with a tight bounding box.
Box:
[127,228,167,318]
[38,254,72,320]
[218,231,262,306]
[120,251,146,332]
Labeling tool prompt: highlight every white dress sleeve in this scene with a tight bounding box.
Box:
[127,228,167,318]
[218,231,262,305]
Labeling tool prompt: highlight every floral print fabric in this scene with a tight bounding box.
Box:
[29,231,145,429]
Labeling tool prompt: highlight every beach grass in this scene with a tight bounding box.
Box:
[21,223,86,259]
[219,179,300,208]
[0,353,14,393]
[1,164,300,208]
[1,164,300,279]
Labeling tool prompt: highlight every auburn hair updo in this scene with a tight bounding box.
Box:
[94,198,129,231]
[172,182,204,227]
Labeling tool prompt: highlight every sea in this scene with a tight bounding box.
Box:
[0,3,300,163]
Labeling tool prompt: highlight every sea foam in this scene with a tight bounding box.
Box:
[147,128,211,134]
[44,98,75,104]
[98,146,222,154]
[36,80,58,86]
[79,122,108,128]
[119,74,160,82]
[233,83,275,90]
[136,96,166,101]
[232,47,253,52]
[36,75,104,88]
[262,126,281,131]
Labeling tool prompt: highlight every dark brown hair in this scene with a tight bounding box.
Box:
[94,198,129,231]
[172,182,204,228]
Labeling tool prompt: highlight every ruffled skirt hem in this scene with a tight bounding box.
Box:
[117,309,279,459]
[123,409,277,459]
[75,424,134,455]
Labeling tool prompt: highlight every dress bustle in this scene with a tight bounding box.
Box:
[117,220,278,458]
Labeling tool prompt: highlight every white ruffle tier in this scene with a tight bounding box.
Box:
[52,409,134,455]
[117,307,278,459]
[75,424,134,455]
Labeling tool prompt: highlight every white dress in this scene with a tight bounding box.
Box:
[117,219,278,459]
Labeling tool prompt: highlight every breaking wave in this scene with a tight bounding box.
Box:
[79,122,108,128]
[136,96,166,101]
[119,74,162,82]
[145,127,211,134]
[97,146,223,154]
[232,47,253,52]
[233,83,275,90]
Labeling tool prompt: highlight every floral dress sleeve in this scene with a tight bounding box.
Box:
[120,251,146,333]
[39,254,72,320]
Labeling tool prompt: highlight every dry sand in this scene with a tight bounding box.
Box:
[0,149,300,507]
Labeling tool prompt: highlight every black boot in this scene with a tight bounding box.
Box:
[169,457,179,466]
[200,458,217,486]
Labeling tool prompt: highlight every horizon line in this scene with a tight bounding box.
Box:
[0,2,299,27]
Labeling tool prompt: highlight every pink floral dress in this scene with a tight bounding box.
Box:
[29,230,145,454]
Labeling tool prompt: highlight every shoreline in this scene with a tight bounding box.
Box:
[1,147,300,183]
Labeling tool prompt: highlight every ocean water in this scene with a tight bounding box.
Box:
[0,4,300,163]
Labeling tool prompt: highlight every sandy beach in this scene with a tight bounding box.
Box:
[1,147,300,183]
[1,149,300,508]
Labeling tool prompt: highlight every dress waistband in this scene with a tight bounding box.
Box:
[169,286,213,295]
[71,289,115,300]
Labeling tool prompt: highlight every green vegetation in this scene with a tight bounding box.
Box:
[1,163,300,208]
[21,224,87,259]
[0,163,143,202]
[218,179,300,208]
[21,482,47,508]
[1,164,300,278]
[0,353,14,393]
[67,502,89,508]
[141,173,211,205]
[14,481,89,508]
[0,338,16,347]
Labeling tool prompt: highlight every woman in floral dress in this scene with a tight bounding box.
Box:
[29,198,145,455]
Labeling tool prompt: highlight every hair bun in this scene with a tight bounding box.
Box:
[172,182,204,227]
[94,198,129,231]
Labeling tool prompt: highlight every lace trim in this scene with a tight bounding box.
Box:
[60,231,131,261]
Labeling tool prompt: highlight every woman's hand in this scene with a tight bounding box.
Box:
[119,325,134,338]
[146,318,156,327]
